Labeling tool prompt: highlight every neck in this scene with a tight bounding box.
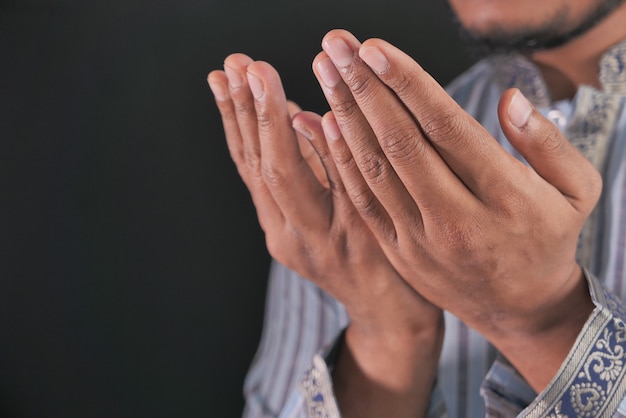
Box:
[530,2,626,100]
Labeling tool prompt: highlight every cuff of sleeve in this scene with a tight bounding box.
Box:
[297,328,448,418]
[482,269,626,417]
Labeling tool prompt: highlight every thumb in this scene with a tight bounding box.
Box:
[498,88,602,214]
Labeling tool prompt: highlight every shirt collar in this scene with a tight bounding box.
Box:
[489,38,626,106]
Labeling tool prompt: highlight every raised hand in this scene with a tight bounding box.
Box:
[313,29,601,391]
[208,53,443,417]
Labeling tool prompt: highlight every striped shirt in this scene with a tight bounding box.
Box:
[242,40,626,417]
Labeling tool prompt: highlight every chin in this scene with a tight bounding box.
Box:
[452,3,554,37]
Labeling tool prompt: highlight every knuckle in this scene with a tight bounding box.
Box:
[217,102,236,122]
[331,142,356,168]
[243,148,262,172]
[535,127,564,154]
[344,69,375,100]
[261,163,288,188]
[331,97,360,120]
[436,217,480,258]
[255,108,275,131]
[327,177,346,195]
[420,109,460,142]
[387,72,414,97]
[233,100,256,118]
[497,189,528,221]
[359,152,390,185]
[350,186,381,219]
[378,124,423,162]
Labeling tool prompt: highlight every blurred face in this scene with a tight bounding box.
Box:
[447,0,626,54]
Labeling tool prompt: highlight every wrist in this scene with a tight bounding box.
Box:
[333,319,444,418]
[486,265,594,391]
[342,313,444,392]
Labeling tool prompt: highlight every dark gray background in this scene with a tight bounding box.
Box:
[1,0,473,416]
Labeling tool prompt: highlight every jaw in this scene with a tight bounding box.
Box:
[447,0,626,56]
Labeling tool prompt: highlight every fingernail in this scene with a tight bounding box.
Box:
[322,116,342,141]
[224,64,244,88]
[208,78,228,101]
[359,46,389,74]
[293,123,313,140]
[247,72,264,100]
[324,38,354,68]
[508,90,533,128]
[316,58,342,89]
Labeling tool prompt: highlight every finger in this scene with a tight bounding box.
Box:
[289,102,329,187]
[246,61,331,232]
[296,111,403,254]
[357,37,521,203]
[287,100,302,117]
[320,112,399,243]
[223,53,263,176]
[313,46,422,238]
[499,88,603,214]
[207,66,285,233]
[293,111,345,196]
[207,70,247,175]
[319,30,466,222]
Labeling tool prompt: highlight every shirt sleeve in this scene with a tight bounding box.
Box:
[292,334,449,418]
[242,261,349,417]
[481,269,626,417]
[244,260,449,418]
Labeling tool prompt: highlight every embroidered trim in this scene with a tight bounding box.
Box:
[600,41,626,95]
[521,274,626,417]
[566,87,621,269]
[299,354,341,418]
[490,53,551,107]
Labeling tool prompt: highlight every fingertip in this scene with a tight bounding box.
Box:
[498,88,535,131]
[292,122,313,141]
[223,54,254,89]
[358,44,389,75]
[312,51,329,72]
[223,53,254,68]
[207,70,222,86]
[508,89,533,129]
[246,61,281,82]
[360,38,387,50]
[286,101,303,118]
[321,29,362,59]
[293,111,323,128]
[321,112,342,142]
[207,71,229,102]
[293,112,323,138]
[322,29,359,44]
[246,72,265,100]
[246,61,286,100]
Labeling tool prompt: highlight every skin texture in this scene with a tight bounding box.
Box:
[207,1,626,416]
[209,53,443,417]
[312,30,599,391]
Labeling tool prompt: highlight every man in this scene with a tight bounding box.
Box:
[208,0,626,416]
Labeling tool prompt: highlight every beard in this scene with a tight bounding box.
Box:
[447,0,626,58]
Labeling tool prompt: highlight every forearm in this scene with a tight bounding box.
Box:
[332,318,444,418]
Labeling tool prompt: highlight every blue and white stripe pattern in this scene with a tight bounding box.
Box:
[242,40,626,417]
